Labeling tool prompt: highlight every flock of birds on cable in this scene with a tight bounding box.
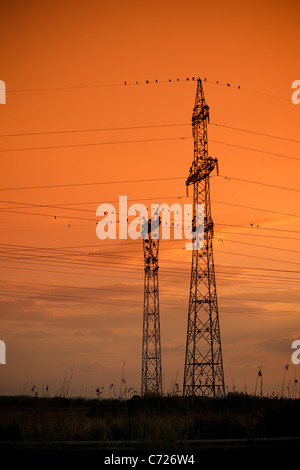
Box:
[124,77,241,89]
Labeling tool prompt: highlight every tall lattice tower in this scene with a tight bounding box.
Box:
[183,78,225,397]
[141,218,162,396]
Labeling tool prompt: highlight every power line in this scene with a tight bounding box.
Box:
[1,235,299,261]
[0,123,190,138]
[0,217,299,237]
[210,123,300,145]
[0,281,298,306]
[0,176,184,192]
[0,136,299,161]
[216,249,300,266]
[219,238,300,254]
[1,234,299,265]
[0,262,140,279]
[0,288,298,318]
[0,260,299,279]
[0,136,190,153]
[0,256,144,273]
[1,194,299,220]
[1,242,299,271]
[0,264,299,296]
[0,208,95,222]
[2,231,298,259]
[4,240,296,283]
[0,198,300,220]
[0,276,293,292]
[218,223,300,234]
[1,201,299,240]
[0,174,299,193]
[1,122,299,145]
[215,231,300,241]
[1,288,298,317]
[0,203,297,225]
[216,175,300,193]
[212,200,300,218]
[0,276,298,295]
[6,77,289,102]
[0,279,142,296]
[210,140,300,162]
[0,252,296,275]
[7,83,125,93]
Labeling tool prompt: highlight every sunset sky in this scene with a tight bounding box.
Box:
[0,0,299,398]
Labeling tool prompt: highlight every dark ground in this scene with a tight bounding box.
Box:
[0,393,299,463]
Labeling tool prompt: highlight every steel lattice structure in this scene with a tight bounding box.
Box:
[183,78,225,397]
[141,218,162,396]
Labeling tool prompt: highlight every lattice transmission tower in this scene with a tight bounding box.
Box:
[141,218,162,396]
[183,78,225,397]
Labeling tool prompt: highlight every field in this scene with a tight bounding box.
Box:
[0,393,299,453]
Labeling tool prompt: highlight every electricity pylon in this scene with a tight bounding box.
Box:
[183,78,225,397]
[141,217,162,396]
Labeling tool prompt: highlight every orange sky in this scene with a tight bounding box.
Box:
[0,0,299,398]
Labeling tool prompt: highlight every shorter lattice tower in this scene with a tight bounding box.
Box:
[141,217,162,396]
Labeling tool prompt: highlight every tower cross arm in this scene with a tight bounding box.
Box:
[186,157,219,187]
[192,104,210,124]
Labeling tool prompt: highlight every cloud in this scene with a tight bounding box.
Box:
[162,344,183,354]
[257,336,298,354]
[14,330,55,340]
